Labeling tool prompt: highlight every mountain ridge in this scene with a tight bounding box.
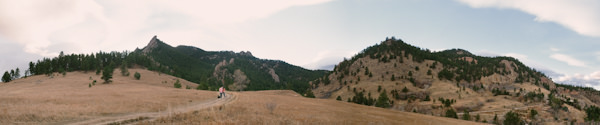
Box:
[310,37,600,124]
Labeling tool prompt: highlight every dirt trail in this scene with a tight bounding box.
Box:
[67,93,236,125]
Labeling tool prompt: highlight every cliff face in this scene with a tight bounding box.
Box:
[142,35,160,54]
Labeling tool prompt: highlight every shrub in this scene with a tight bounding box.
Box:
[336,96,342,101]
[174,79,182,88]
[134,72,141,80]
[530,109,538,119]
[445,109,458,119]
[503,111,523,125]
[462,111,471,120]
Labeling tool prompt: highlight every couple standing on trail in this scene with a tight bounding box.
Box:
[219,86,226,98]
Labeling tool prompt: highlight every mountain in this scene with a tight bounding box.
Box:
[310,37,600,124]
[138,36,327,94]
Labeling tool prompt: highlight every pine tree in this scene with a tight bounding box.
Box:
[503,111,523,125]
[101,67,113,83]
[445,109,458,119]
[2,71,11,82]
[376,90,390,108]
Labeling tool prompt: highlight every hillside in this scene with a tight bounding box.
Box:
[0,69,483,124]
[0,68,212,124]
[311,37,600,124]
[139,36,327,94]
[17,36,326,96]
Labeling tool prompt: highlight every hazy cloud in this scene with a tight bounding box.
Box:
[554,71,600,90]
[0,0,333,57]
[550,53,586,67]
[456,0,600,37]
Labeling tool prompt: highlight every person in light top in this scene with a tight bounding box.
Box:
[219,86,226,98]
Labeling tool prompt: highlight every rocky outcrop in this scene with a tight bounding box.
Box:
[142,35,160,54]
[230,69,249,91]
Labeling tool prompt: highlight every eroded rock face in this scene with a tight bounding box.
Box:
[142,35,160,54]
[268,68,280,83]
[230,69,249,91]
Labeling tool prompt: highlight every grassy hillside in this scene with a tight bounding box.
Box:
[0,69,483,124]
[312,37,600,124]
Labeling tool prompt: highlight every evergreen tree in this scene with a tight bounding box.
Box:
[503,111,523,125]
[101,66,113,83]
[375,90,390,108]
[445,109,458,119]
[2,71,11,82]
[14,68,20,79]
[120,60,129,76]
[462,111,471,120]
[174,79,182,88]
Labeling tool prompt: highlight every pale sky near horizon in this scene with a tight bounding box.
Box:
[1,0,600,89]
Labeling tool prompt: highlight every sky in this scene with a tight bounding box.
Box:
[1,0,599,89]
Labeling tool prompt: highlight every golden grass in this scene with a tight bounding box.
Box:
[0,68,214,124]
[142,90,484,124]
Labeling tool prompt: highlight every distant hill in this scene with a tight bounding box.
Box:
[138,36,327,94]
[20,36,326,95]
[311,37,600,124]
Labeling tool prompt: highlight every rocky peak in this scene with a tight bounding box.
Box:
[142,35,160,53]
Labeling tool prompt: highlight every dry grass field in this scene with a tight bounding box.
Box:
[0,68,214,124]
[143,90,483,124]
[1,68,483,124]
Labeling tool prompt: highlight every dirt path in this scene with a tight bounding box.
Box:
[67,93,236,125]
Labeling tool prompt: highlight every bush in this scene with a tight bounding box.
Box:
[462,111,471,120]
[503,111,523,125]
[445,109,458,119]
[336,96,342,101]
[530,109,538,119]
[134,72,141,80]
[174,79,182,88]
[196,82,208,90]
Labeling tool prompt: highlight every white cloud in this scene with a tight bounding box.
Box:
[550,53,586,67]
[554,71,600,90]
[0,0,333,57]
[456,0,600,37]
[302,50,356,70]
[550,47,559,52]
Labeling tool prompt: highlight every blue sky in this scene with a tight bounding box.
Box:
[1,0,599,89]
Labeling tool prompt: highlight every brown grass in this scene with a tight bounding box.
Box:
[142,90,484,124]
[0,68,214,124]
[1,68,484,125]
